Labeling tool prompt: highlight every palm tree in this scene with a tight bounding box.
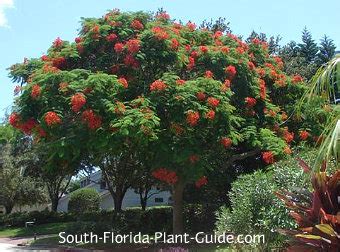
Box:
[297,54,340,170]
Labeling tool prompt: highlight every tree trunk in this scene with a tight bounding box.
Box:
[50,195,59,212]
[139,190,148,211]
[113,191,124,212]
[5,204,14,214]
[172,180,185,234]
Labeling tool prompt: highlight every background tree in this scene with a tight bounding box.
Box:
[316,35,336,66]
[0,125,46,214]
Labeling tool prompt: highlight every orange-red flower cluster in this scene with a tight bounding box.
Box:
[45,112,61,126]
[220,137,232,148]
[106,33,117,42]
[114,43,124,53]
[186,111,200,126]
[118,77,128,88]
[189,155,200,164]
[283,128,294,143]
[207,97,220,107]
[126,39,140,54]
[225,65,237,80]
[259,79,266,100]
[31,84,41,99]
[71,93,86,112]
[53,37,63,48]
[292,75,303,84]
[195,176,208,188]
[245,97,257,108]
[152,27,169,40]
[299,130,310,141]
[171,38,179,50]
[205,70,214,78]
[205,110,215,120]
[130,19,144,30]
[150,80,167,91]
[152,168,178,184]
[262,151,274,164]
[82,109,102,130]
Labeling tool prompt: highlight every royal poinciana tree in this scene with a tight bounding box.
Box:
[8,10,326,233]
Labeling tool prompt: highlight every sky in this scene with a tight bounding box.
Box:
[1,0,339,120]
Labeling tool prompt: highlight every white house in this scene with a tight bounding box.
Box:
[57,170,172,212]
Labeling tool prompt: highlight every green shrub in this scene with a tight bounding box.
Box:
[215,149,313,249]
[68,188,100,214]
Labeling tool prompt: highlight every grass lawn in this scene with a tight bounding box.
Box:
[0,222,72,238]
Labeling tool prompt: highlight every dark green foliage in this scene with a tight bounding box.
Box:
[317,35,336,65]
[68,188,100,214]
[299,27,318,63]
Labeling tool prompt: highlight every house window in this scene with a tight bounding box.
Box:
[155,197,163,203]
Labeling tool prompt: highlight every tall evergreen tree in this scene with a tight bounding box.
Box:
[299,27,318,63]
[317,35,336,65]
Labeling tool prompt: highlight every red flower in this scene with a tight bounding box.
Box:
[299,130,310,141]
[252,38,261,44]
[59,82,69,92]
[9,112,21,128]
[130,19,144,30]
[256,68,266,77]
[126,39,140,54]
[106,33,117,42]
[245,97,257,108]
[225,65,237,80]
[207,97,220,107]
[221,79,231,92]
[262,151,274,164]
[118,78,128,88]
[41,55,49,61]
[20,118,37,135]
[195,176,208,188]
[176,79,186,85]
[31,84,41,99]
[171,38,179,50]
[214,31,223,38]
[236,47,245,54]
[186,111,200,126]
[82,109,102,130]
[75,37,82,43]
[189,155,200,164]
[284,146,292,155]
[71,93,86,112]
[196,92,206,101]
[123,55,139,68]
[76,44,84,54]
[221,46,230,54]
[150,80,167,92]
[292,75,303,84]
[248,61,256,70]
[152,27,169,40]
[205,110,215,120]
[259,79,266,100]
[114,101,126,114]
[186,21,196,31]
[156,12,170,20]
[52,57,66,69]
[187,56,195,70]
[200,46,208,54]
[45,112,61,126]
[283,129,294,143]
[205,70,214,78]
[152,168,178,185]
[220,137,232,148]
[114,43,124,53]
[53,37,63,48]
